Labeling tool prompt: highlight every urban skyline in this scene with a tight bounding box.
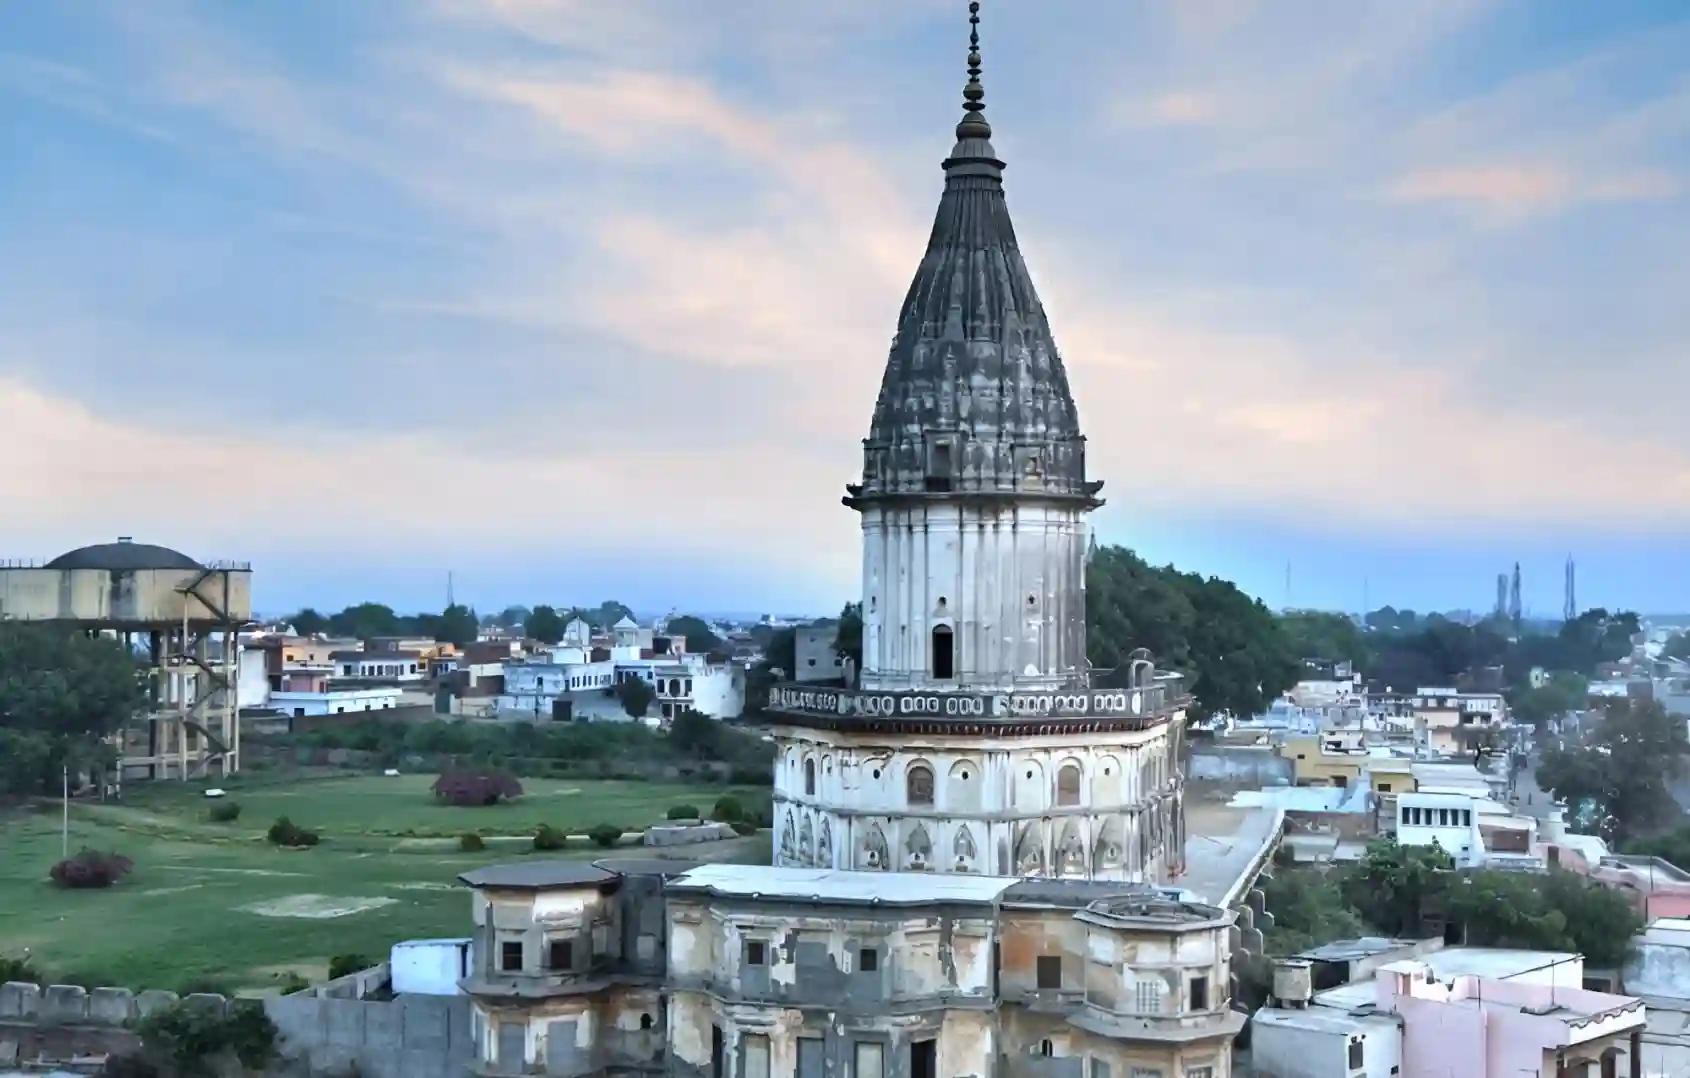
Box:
[5,2,1689,614]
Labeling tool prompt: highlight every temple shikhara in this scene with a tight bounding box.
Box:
[768,1,1187,884]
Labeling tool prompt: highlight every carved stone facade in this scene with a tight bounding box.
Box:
[771,723,1185,882]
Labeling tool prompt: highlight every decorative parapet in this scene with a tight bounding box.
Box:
[766,683,1186,735]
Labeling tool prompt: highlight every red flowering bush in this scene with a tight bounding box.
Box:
[50,849,133,889]
[432,768,523,806]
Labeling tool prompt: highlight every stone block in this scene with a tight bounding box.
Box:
[89,987,137,1026]
[0,982,41,1019]
[183,993,228,1017]
[135,990,180,1018]
[400,996,448,1050]
[326,998,367,1047]
[41,984,88,1024]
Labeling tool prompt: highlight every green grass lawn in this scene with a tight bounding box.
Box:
[0,773,769,993]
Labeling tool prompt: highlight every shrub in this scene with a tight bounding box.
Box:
[266,817,320,848]
[135,997,277,1077]
[328,954,370,980]
[99,1053,161,1078]
[533,824,567,851]
[666,804,700,821]
[208,801,242,823]
[0,955,41,984]
[50,849,133,889]
[458,832,486,852]
[432,767,523,807]
[711,795,745,823]
[273,972,309,995]
[588,824,622,849]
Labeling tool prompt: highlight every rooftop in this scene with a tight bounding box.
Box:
[1294,936,1425,963]
[1314,947,1579,1011]
[668,864,1018,905]
[1253,1006,1400,1037]
[458,861,620,890]
[1177,794,1283,907]
[44,539,202,572]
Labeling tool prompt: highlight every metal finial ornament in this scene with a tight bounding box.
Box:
[956,0,992,140]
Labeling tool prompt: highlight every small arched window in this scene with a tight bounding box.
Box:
[907,764,934,806]
[804,759,816,796]
[932,624,954,680]
[1057,763,1082,807]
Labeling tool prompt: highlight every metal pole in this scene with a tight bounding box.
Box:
[62,763,69,858]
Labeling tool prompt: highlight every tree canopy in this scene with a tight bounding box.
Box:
[1537,699,1689,842]
[833,603,862,677]
[524,605,564,645]
[1278,611,1369,669]
[1086,546,1299,720]
[666,615,723,654]
[616,676,654,720]
[0,624,144,794]
[435,604,479,647]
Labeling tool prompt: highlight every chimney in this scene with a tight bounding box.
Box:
[1272,959,1313,1009]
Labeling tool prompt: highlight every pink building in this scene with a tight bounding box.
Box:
[1379,959,1645,1077]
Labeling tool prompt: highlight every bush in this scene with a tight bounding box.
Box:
[328,954,370,980]
[266,817,320,848]
[99,1053,161,1078]
[666,804,700,821]
[135,998,277,1077]
[0,955,41,984]
[458,832,486,852]
[711,795,745,823]
[588,824,622,848]
[50,849,133,889]
[431,768,523,807]
[273,972,309,995]
[208,801,242,823]
[533,824,567,851]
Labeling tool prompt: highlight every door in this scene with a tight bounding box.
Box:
[911,1038,936,1078]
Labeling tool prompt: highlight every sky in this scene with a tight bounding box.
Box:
[3,1,1689,619]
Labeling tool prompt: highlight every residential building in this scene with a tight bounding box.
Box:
[332,649,427,681]
[793,621,844,683]
[1621,918,1690,1076]
[270,686,403,717]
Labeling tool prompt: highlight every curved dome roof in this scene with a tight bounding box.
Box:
[45,540,202,572]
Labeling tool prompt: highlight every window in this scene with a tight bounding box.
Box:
[804,759,816,796]
[907,765,934,806]
[745,939,767,967]
[500,940,523,972]
[743,1034,770,1078]
[640,1013,654,1030]
[1057,763,1082,807]
[1185,1069,1214,1078]
[1348,1038,1364,1068]
[1037,955,1062,989]
[1091,1061,1112,1078]
[1134,980,1163,1014]
[859,948,878,972]
[1129,1070,1162,1078]
[1039,1040,1054,1057]
[910,1039,935,1078]
[931,625,954,679]
[548,939,573,971]
[1377,782,1392,793]
[798,1038,825,1078]
[855,1041,885,1078]
[1189,974,1208,1011]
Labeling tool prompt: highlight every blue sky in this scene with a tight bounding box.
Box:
[4,1,1688,618]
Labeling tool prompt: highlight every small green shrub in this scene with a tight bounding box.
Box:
[273,972,309,995]
[328,954,370,980]
[135,997,276,1077]
[266,817,319,848]
[711,795,745,823]
[533,824,567,851]
[588,824,622,849]
[0,955,42,984]
[666,804,699,821]
[458,832,486,852]
[207,801,241,823]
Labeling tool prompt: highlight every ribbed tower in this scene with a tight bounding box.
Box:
[768,4,1189,884]
[848,2,1100,692]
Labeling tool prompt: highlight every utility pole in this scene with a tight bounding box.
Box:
[62,763,69,858]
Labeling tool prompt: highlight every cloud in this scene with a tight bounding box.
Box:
[1382,162,1679,219]
[1114,90,1223,128]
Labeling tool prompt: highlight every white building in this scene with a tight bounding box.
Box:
[270,686,402,717]
[794,621,844,683]
[1395,790,1486,867]
[331,650,426,682]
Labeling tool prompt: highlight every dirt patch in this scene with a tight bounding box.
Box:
[239,894,398,919]
[155,865,307,878]
[387,882,457,892]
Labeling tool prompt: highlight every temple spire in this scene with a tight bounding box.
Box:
[956,2,992,141]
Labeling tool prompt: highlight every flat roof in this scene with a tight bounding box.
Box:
[1177,797,1283,907]
[1295,937,1422,963]
[458,861,620,890]
[1254,1006,1399,1037]
[667,864,1019,905]
[1314,948,1578,1011]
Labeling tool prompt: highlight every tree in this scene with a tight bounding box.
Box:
[670,708,721,758]
[1665,632,1690,662]
[1086,546,1298,720]
[135,998,277,1078]
[1340,839,1453,937]
[616,676,654,719]
[0,624,143,795]
[1508,672,1588,728]
[667,615,723,654]
[436,604,478,647]
[525,605,565,645]
[833,602,862,676]
[1278,611,1369,670]
[1538,699,1689,842]
[496,605,532,630]
[1261,866,1366,955]
[327,602,401,641]
[290,608,328,636]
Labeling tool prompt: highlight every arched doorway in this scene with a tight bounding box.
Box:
[931,624,954,679]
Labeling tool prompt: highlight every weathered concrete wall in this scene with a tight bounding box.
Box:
[1188,746,1294,786]
[0,980,470,1078]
